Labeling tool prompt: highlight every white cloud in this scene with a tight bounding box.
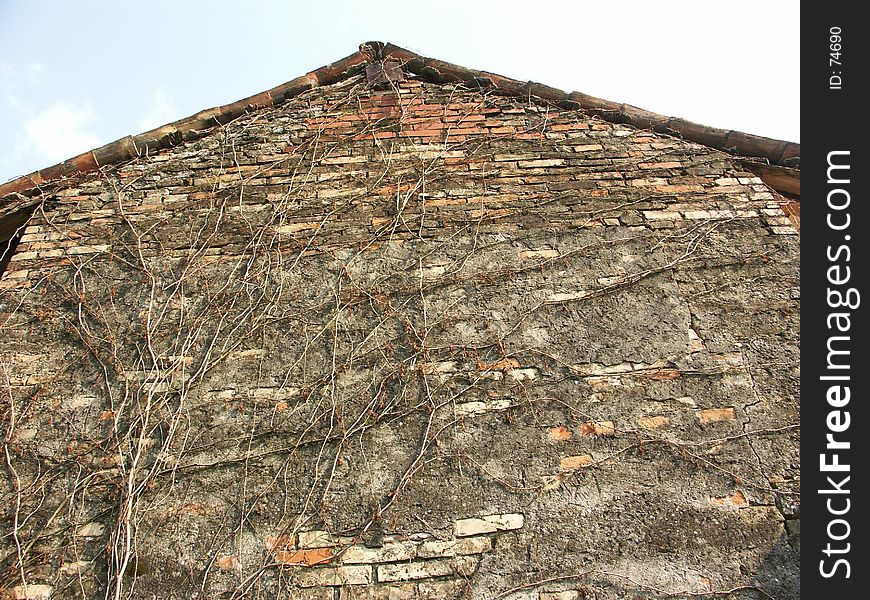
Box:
[0,62,18,108]
[24,63,45,84]
[3,90,20,110]
[138,89,178,131]
[21,101,103,163]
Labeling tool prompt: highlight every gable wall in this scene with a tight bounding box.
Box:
[0,76,799,599]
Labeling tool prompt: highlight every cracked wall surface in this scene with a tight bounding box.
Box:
[0,75,799,599]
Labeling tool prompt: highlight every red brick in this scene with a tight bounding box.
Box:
[697,407,736,424]
[405,106,443,117]
[710,490,748,506]
[645,368,681,381]
[560,454,594,470]
[399,129,444,138]
[444,114,485,123]
[637,415,669,429]
[578,421,615,436]
[446,102,485,111]
[449,127,488,135]
[274,547,334,566]
[407,118,442,129]
[549,426,572,441]
[216,555,239,570]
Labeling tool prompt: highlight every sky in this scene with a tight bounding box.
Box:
[0,0,799,184]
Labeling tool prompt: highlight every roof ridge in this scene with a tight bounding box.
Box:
[0,41,799,201]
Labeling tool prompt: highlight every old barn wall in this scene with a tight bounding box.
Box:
[0,75,799,599]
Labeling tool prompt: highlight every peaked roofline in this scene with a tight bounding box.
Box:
[0,41,799,203]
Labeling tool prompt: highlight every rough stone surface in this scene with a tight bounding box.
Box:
[0,73,799,599]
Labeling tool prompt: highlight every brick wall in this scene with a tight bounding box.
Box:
[0,75,799,599]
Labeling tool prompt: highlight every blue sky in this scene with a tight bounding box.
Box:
[0,1,799,184]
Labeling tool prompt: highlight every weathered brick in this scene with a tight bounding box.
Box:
[518,248,559,260]
[265,534,295,551]
[540,592,581,600]
[318,187,366,199]
[339,583,417,599]
[548,180,597,191]
[417,536,492,558]
[275,547,334,566]
[276,222,320,234]
[320,155,368,165]
[639,161,682,169]
[549,426,572,441]
[559,454,594,470]
[697,407,736,424]
[710,490,748,507]
[11,585,53,599]
[59,561,92,576]
[340,541,417,564]
[689,328,705,352]
[295,565,372,587]
[517,159,565,168]
[216,554,240,571]
[9,251,38,261]
[420,361,458,374]
[454,513,524,537]
[377,556,477,582]
[454,398,511,417]
[507,367,538,381]
[548,291,588,302]
[416,580,466,599]
[296,588,336,600]
[76,522,105,537]
[549,123,591,131]
[637,415,670,429]
[643,210,679,221]
[630,177,668,187]
[654,184,704,193]
[578,421,615,436]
